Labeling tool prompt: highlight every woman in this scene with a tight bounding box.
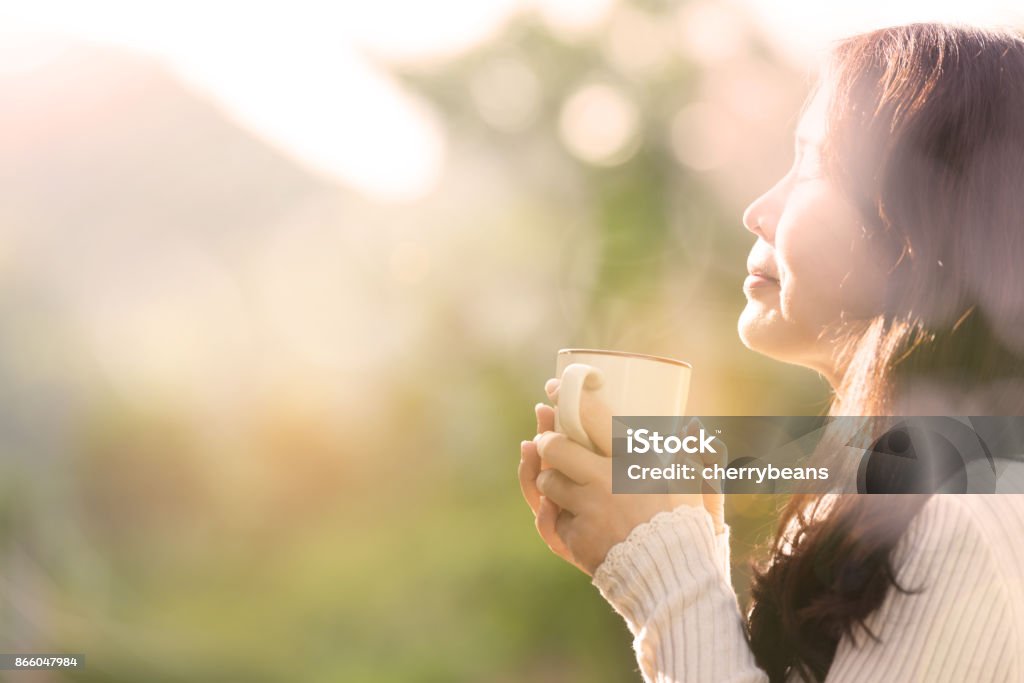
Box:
[519,24,1024,682]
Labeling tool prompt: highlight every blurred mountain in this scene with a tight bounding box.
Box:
[0,42,366,498]
[0,43,333,262]
[0,43,388,418]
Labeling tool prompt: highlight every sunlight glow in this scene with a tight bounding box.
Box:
[533,0,615,40]
[0,0,522,202]
[2,0,1022,199]
[676,2,744,66]
[739,0,1024,64]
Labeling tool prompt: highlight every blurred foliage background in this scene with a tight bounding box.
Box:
[0,0,868,680]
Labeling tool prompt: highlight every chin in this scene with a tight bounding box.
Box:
[737,303,838,382]
[738,301,778,350]
[738,302,811,363]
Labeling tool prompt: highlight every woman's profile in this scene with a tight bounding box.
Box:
[519,23,1024,682]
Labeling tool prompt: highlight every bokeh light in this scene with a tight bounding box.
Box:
[559,83,641,166]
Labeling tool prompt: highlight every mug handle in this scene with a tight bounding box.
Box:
[556,363,605,452]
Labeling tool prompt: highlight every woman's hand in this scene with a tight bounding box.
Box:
[518,391,588,574]
[519,379,706,576]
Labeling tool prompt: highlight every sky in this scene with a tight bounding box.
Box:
[2,0,1023,202]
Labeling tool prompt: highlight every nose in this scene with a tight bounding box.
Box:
[742,182,782,243]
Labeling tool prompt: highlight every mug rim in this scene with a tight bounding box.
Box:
[558,348,692,369]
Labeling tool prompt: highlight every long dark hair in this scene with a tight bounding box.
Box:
[746,24,1024,682]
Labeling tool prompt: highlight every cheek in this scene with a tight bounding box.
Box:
[776,193,886,326]
[840,238,890,317]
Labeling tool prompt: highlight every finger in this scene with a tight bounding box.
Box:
[536,468,587,514]
[544,378,560,402]
[536,496,571,557]
[555,508,575,549]
[537,431,606,485]
[535,402,555,435]
[537,497,587,574]
[519,440,542,515]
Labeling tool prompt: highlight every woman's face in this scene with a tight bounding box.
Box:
[738,85,889,382]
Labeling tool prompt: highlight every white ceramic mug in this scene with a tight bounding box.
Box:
[554,349,692,453]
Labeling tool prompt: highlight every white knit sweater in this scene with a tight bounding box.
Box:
[591,495,1024,682]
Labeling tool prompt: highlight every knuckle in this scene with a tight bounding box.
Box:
[537,431,565,459]
[548,473,567,499]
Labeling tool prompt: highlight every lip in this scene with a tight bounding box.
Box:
[745,260,780,283]
[743,274,780,292]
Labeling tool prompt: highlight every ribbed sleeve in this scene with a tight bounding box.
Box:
[592,505,766,682]
[590,496,1024,683]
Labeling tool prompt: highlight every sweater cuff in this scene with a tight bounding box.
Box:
[591,505,726,631]
[715,524,732,586]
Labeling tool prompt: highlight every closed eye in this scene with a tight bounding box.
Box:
[793,149,823,181]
